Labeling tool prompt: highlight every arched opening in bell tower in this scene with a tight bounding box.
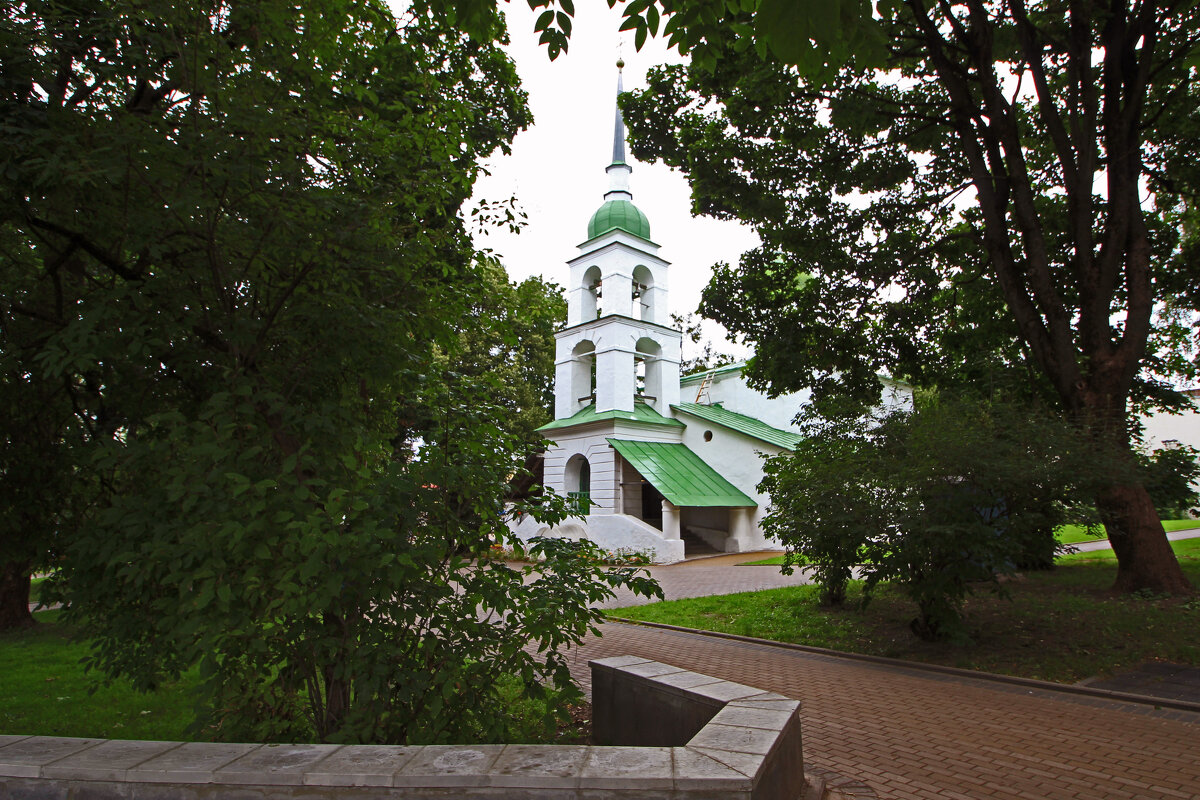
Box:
[632,265,655,323]
[635,337,662,404]
[570,340,596,406]
[581,265,603,319]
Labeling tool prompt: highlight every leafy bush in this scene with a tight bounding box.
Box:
[761,395,1109,641]
[1139,442,1200,519]
[15,1,659,745]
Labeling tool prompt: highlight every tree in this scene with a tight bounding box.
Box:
[762,395,1110,640]
[1,0,659,741]
[607,1,1199,595]
[671,312,741,377]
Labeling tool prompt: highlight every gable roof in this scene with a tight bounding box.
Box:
[672,402,803,450]
[538,402,685,433]
[679,361,749,386]
[607,439,756,507]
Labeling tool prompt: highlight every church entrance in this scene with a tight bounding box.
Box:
[640,481,664,530]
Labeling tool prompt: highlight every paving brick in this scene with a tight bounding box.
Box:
[564,618,1200,800]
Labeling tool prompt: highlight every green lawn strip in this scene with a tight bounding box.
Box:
[1,611,582,744]
[0,611,200,740]
[611,556,1200,684]
[739,520,1200,564]
[738,554,788,566]
[1057,519,1198,545]
[1058,536,1200,564]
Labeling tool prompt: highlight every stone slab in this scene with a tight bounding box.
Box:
[690,746,768,781]
[727,697,801,713]
[589,655,653,669]
[302,744,422,787]
[711,705,796,731]
[0,737,30,748]
[650,670,725,691]
[671,746,755,792]
[0,737,103,778]
[214,743,341,786]
[42,739,181,782]
[620,661,688,679]
[686,681,766,704]
[395,744,504,787]
[579,745,672,790]
[488,744,589,788]
[687,723,780,756]
[129,742,262,783]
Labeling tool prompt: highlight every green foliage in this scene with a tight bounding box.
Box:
[1138,443,1200,520]
[2,0,656,744]
[761,396,1110,641]
[496,0,887,72]
[434,260,566,458]
[671,312,740,377]
[612,548,1200,683]
[617,1,1200,593]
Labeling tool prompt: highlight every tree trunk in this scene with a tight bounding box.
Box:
[0,560,35,631]
[1097,482,1194,595]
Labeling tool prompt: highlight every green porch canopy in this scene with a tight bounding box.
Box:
[607,439,757,508]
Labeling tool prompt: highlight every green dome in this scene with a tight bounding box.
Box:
[587,199,651,241]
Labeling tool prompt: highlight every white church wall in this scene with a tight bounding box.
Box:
[542,431,618,515]
[543,420,684,514]
[567,235,670,322]
[684,368,914,433]
[678,417,788,551]
[506,511,685,563]
[555,321,682,417]
[1139,392,1200,503]
[1140,394,1200,453]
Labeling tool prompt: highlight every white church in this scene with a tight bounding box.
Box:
[508,64,911,563]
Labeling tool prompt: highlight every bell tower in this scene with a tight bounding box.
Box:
[553,60,681,418]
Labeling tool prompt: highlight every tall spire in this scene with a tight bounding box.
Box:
[605,59,633,203]
[611,59,626,166]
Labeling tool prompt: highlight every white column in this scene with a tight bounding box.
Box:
[554,356,576,419]
[728,507,753,552]
[603,271,633,318]
[595,345,636,412]
[662,500,681,540]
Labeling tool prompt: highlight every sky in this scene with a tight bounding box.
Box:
[466,2,760,358]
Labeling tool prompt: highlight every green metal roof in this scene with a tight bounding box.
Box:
[679,361,748,385]
[608,439,756,507]
[587,199,651,241]
[672,403,803,450]
[538,402,684,433]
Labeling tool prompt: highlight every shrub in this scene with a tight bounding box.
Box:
[762,395,1108,641]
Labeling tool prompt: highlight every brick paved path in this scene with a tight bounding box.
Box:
[566,622,1200,800]
[597,551,816,609]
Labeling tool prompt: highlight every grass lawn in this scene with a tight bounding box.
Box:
[740,519,1200,565]
[614,544,1200,684]
[0,611,200,740]
[1058,536,1200,564]
[1,610,585,744]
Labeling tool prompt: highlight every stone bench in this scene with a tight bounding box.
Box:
[0,656,803,799]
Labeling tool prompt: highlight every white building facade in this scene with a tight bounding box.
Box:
[508,65,911,562]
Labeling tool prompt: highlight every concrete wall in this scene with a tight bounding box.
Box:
[681,370,913,435]
[509,511,686,563]
[0,658,805,800]
[677,414,787,551]
[554,318,682,417]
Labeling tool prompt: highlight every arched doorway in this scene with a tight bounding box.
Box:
[565,453,591,515]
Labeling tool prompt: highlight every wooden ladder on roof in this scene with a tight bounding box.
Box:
[694,369,716,404]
